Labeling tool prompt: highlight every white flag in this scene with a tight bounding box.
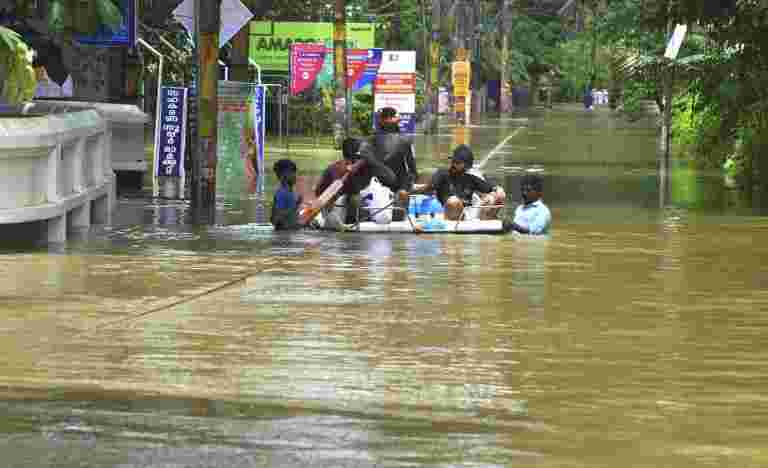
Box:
[172,0,254,48]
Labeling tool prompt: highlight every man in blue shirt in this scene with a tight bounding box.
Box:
[510,173,551,235]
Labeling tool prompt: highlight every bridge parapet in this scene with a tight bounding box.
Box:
[0,109,115,242]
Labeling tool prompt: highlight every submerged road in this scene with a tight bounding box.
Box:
[1,104,768,467]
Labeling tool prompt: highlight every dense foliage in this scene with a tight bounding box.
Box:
[0,26,36,104]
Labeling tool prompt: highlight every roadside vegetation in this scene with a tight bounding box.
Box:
[2,0,767,186]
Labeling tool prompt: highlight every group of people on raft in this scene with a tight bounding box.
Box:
[271,107,551,235]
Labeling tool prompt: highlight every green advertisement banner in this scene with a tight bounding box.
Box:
[249,21,376,72]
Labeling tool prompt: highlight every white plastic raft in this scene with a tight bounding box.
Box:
[323,217,506,234]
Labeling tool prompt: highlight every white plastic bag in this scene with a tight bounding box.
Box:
[322,195,347,229]
[360,177,394,224]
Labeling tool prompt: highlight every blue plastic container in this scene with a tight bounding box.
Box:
[408,195,428,216]
[420,196,444,216]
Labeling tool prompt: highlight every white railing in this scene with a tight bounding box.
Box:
[0,109,115,242]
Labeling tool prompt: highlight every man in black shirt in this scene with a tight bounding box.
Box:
[422,145,506,220]
[371,107,418,220]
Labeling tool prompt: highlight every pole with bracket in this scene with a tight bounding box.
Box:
[136,38,164,198]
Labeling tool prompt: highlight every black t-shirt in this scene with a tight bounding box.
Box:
[371,133,418,190]
[431,169,494,205]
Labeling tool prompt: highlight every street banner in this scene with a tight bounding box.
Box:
[452,61,470,97]
[346,49,370,89]
[153,86,188,196]
[216,81,265,197]
[76,0,137,47]
[252,85,266,194]
[374,73,416,94]
[374,93,416,113]
[249,21,375,72]
[173,0,254,48]
[289,44,327,95]
[354,48,383,91]
[374,50,417,134]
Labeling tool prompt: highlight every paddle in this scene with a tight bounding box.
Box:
[297,158,367,226]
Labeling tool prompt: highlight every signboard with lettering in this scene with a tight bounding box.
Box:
[76,0,137,47]
[374,51,417,134]
[153,86,188,196]
[452,61,471,97]
[354,48,383,91]
[250,21,375,71]
[252,85,266,193]
[289,44,327,95]
[346,49,370,90]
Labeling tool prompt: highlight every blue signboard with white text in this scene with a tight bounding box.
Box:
[76,0,137,47]
[154,87,188,178]
[252,85,266,193]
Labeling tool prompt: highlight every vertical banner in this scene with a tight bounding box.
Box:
[216,81,263,198]
[253,85,267,194]
[289,44,327,95]
[354,48,383,91]
[346,49,370,89]
[153,86,188,197]
[374,50,417,134]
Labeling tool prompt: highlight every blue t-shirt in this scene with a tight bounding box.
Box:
[274,186,299,210]
[513,200,551,235]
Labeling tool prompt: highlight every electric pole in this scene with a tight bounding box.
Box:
[192,0,221,214]
[428,0,441,134]
[500,0,514,112]
[333,0,348,147]
[230,0,254,82]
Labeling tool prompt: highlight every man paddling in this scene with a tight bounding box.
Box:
[314,137,397,225]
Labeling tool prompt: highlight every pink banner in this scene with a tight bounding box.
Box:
[290,44,327,95]
[346,49,369,90]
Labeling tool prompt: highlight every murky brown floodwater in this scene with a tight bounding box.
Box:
[1,104,767,467]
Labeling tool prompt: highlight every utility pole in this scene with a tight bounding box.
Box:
[192,0,221,214]
[230,0,253,82]
[427,0,441,134]
[499,0,514,112]
[333,0,348,147]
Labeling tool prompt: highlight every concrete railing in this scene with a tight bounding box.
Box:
[29,100,149,175]
[0,109,115,242]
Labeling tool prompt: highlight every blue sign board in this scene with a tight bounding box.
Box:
[154,86,188,178]
[373,112,417,135]
[76,0,137,47]
[398,113,417,134]
[252,85,267,193]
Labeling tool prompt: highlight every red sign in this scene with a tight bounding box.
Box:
[290,44,327,95]
[374,73,416,94]
[346,49,370,90]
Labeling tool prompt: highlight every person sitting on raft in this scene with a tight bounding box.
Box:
[314,137,397,224]
[415,145,506,221]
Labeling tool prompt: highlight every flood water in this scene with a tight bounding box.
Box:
[2,104,768,467]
